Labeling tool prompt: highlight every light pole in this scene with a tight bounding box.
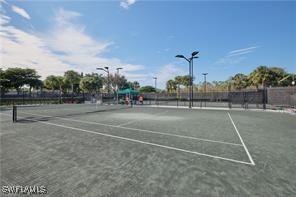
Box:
[292,75,295,108]
[153,77,157,90]
[202,73,208,107]
[116,67,123,104]
[153,77,157,105]
[202,73,208,92]
[175,51,199,108]
[96,67,109,93]
[116,67,123,75]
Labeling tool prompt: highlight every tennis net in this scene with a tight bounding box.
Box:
[12,102,132,122]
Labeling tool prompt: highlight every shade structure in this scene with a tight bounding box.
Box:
[117,88,139,95]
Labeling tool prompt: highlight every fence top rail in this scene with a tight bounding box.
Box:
[267,86,296,89]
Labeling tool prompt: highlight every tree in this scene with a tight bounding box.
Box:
[55,76,67,93]
[231,73,248,90]
[0,68,10,95]
[64,70,81,93]
[105,73,129,91]
[278,73,296,86]
[132,81,140,90]
[269,67,286,86]
[4,68,26,93]
[116,80,140,90]
[181,75,191,87]
[79,73,103,93]
[248,66,290,88]
[44,75,59,91]
[249,66,271,89]
[174,76,183,95]
[175,76,183,86]
[22,68,42,94]
[175,75,192,87]
[3,67,40,94]
[139,86,156,93]
[211,81,229,91]
[28,79,43,92]
[114,79,140,90]
[166,79,177,93]
[44,75,68,103]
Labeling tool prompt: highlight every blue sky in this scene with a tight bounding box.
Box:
[1,0,295,88]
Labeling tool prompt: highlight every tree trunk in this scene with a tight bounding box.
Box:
[16,88,20,95]
[59,86,62,104]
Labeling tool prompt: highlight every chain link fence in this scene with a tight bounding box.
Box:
[1,87,295,109]
[139,90,266,109]
[267,87,296,108]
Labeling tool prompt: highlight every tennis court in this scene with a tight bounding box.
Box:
[1,104,295,196]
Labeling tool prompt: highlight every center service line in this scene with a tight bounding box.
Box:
[19,111,243,147]
[15,114,254,166]
[227,112,255,165]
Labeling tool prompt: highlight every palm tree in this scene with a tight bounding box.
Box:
[181,75,191,88]
[44,75,59,92]
[249,66,270,89]
[64,70,81,93]
[166,80,177,93]
[132,81,140,90]
[54,76,64,92]
[174,76,185,97]
[79,74,103,93]
[231,73,248,90]
[269,67,286,86]
[174,75,192,88]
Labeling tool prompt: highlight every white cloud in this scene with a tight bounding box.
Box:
[227,50,254,57]
[54,8,81,23]
[215,56,246,66]
[0,10,71,77]
[154,64,187,89]
[11,5,31,20]
[124,73,147,81]
[0,0,7,4]
[215,45,259,66]
[0,14,10,25]
[0,8,145,81]
[120,0,137,9]
[44,8,145,74]
[0,19,71,77]
[229,46,258,55]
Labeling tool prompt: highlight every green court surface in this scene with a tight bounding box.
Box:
[0,105,295,196]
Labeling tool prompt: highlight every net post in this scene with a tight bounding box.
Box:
[12,105,17,122]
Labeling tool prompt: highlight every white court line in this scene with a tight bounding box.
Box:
[11,113,254,166]
[227,112,255,165]
[18,111,243,147]
[117,110,169,127]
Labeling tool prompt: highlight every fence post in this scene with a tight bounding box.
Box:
[228,91,232,109]
[243,91,247,109]
[263,87,267,110]
[22,90,25,105]
[13,105,17,122]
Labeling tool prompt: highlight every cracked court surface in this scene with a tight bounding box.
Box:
[1,105,296,196]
